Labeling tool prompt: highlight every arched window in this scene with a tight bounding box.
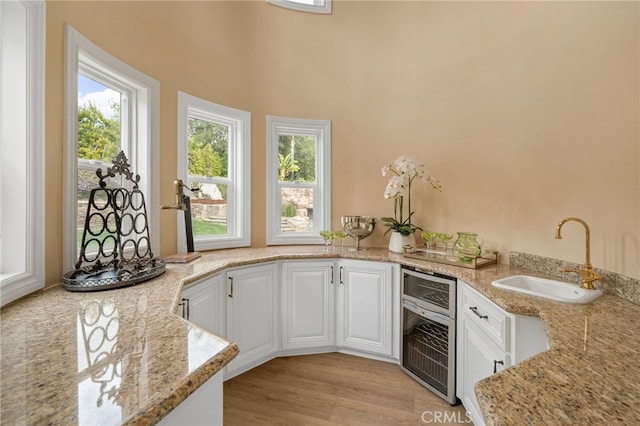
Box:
[267,0,331,15]
[64,25,160,272]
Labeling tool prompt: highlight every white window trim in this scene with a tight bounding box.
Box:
[177,91,251,251]
[266,115,331,245]
[267,0,331,14]
[0,0,46,307]
[63,25,160,273]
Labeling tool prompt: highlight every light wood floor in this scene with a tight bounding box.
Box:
[223,352,470,425]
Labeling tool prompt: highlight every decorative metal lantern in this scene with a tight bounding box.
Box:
[62,151,165,291]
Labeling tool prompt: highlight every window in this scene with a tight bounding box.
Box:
[266,116,331,245]
[267,0,331,14]
[177,92,251,251]
[0,0,45,306]
[64,25,159,272]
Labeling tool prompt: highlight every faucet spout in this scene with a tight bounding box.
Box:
[555,217,592,269]
[555,217,600,290]
[161,180,188,211]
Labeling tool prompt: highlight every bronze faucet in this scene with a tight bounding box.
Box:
[161,179,188,211]
[554,217,601,290]
[161,179,198,253]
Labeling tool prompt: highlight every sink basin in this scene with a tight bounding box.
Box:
[491,275,602,304]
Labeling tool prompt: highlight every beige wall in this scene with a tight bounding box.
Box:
[45,0,640,285]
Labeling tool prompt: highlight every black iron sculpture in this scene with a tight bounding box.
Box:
[62,151,165,291]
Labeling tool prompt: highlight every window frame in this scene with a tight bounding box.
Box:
[267,0,332,14]
[266,115,331,245]
[0,0,46,307]
[63,24,160,273]
[177,91,251,251]
[76,70,132,173]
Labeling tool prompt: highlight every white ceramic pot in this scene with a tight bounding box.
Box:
[388,231,415,253]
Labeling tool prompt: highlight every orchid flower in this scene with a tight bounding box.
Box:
[380,155,441,236]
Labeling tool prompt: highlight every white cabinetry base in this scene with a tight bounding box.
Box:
[158,373,223,426]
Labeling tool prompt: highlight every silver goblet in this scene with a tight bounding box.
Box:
[341,216,376,251]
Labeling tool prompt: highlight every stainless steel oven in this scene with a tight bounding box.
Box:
[400,266,457,405]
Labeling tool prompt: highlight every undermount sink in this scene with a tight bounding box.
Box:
[491,275,602,304]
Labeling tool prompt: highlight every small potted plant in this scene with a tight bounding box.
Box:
[381,156,441,253]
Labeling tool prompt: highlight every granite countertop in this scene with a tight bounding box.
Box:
[1,246,639,425]
[456,264,640,425]
[0,261,239,426]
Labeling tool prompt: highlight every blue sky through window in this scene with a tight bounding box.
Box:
[78,74,120,119]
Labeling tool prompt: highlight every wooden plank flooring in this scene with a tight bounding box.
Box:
[223,353,471,425]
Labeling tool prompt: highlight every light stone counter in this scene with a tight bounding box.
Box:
[0,260,239,426]
[1,246,638,425]
[456,261,640,425]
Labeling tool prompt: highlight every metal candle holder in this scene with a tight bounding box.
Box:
[62,151,165,292]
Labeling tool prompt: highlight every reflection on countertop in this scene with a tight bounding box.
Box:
[0,263,237,426]
[1,246,639,425]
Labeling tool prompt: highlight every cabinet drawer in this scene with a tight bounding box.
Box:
[460,285,510,351]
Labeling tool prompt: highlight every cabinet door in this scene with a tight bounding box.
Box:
[282,261,335,350]
[181,274,225,337]
[337,260,394,356]
[225,263,278,376]
[458,314,510,426]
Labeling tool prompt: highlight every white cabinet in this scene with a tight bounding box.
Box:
[178,264,279,379]
[281,259,398,359]
[157,371,223,426]
[337,259,395,357]
[457,281,511,426]
[458,312,510,425]
[179,259,398,381]
[281,261,335,350]
[225,263,278,377]
[181,274,225,336]
[456,280,548,426]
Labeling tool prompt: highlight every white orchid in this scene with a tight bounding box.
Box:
[384,175,405,199]
[381,155,441,236]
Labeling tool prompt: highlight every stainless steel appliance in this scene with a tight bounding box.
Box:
[400,266,458,404]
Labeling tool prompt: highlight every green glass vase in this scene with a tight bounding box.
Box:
[452,232,481,262]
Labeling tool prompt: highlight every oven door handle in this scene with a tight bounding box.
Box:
[403,301,451,325]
